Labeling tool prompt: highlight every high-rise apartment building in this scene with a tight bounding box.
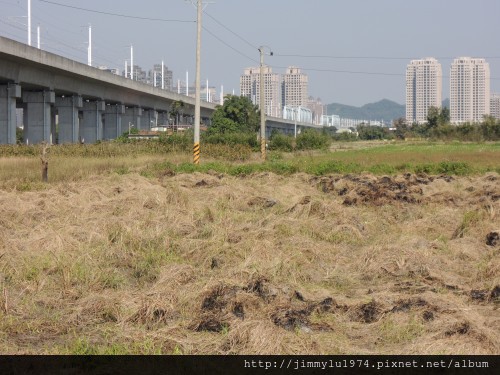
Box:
[240,66,282,117]
[283,66,308,108]
[450,57,490,123]
[490,93,500,119]
[149,64,173,91]
[406,58,442,124]
[306,96,324,125]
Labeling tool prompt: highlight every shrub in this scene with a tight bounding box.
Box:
[203,132,258,150]
[158,131,193,152]
[269,132,294,152]
[295,129,331,150]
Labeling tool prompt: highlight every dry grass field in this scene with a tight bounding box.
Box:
[0,143,499,354]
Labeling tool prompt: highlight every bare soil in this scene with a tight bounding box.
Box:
[0,171,498,354]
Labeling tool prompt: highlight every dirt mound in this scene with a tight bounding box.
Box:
[350,300,385,323]
[312,174,431,206]
[311,172,500,207]
[486,231,499,246]
[190,278,339,333]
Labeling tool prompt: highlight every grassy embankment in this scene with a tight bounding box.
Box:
[0,141,499,190]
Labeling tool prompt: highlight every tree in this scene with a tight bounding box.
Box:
[169,100,185,125]
[208,95,260,135]
[426,106,440,128]
[393,117,408,140]
[427,106,450,128]
[357,124,388,140]
[439,107,450,125]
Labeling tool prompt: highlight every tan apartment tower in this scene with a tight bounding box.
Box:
[406,58,442,124]
[283,66,309,108]
[240,66,282,117]
[450,57,490,123]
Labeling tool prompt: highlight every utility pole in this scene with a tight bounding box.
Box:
[27,0,31,46]
[259,46,273,160]
[193,0,202,164]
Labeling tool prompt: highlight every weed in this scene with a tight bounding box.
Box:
[172,345,184,355]
[378,316,425,344]
[452,210,482,239]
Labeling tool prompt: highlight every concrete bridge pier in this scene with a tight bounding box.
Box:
[143,109,158,130]
[55,95,83,144]
[103,104,125,140]
[22,90,55,144]
[81,100,105,143]
[123,107,143,131]
[0,83,21,144]
[157,111,169,126]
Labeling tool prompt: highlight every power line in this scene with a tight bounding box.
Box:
[202,26,258,64]
[204,11,257,50]
[38,0,195,23]
[274,54,500,60]
[272,65,405,77]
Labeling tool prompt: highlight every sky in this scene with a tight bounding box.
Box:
[1,0,499,106]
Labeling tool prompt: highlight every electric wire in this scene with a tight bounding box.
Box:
[2,2,498,82]
[202,26,258,64]
[274,53,500,60]
[38,0,195,23]
[204,11,257,50]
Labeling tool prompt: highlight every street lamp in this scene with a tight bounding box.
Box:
[259,46,273,161]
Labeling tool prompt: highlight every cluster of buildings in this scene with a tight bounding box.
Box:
[102,57,500,129]
[239,66,326,124]
[406,57,499,124]
[99,63,219,103]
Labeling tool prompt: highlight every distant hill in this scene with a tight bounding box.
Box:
[326,99,405,124]
[325,99,451,124]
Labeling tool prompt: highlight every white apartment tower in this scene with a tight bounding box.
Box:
[283,66,308,108]
[406,58,442,124]
[240,66,282,117]
[489,93,500,119]
[450,57,490,123]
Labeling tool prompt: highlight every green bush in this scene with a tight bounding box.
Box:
[295,129,331,150]
[332,132,358,142]
[269,132,294,152]
[437,161,472,175]
[158,131,193,152]
[203,132,258,150]
[16,127,24,144]
[480,118,500,141]
[357,125,390,140]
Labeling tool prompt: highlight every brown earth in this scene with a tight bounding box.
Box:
[0,171,498,354]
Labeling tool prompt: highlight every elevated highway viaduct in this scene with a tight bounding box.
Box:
[0,36,320,145]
